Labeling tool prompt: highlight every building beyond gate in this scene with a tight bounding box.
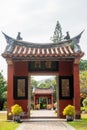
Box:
[2,31,84,119]
[33,87,54,110]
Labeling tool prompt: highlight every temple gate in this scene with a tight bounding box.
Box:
[2,32,84,119]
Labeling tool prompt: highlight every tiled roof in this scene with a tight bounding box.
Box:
[33,88,53,95]
[3,45,82,58]
[2,32,84,60]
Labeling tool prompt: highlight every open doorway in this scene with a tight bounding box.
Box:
[29,75,59,118]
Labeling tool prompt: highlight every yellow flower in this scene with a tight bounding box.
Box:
[63,105,75,116]
[11,104,23,115]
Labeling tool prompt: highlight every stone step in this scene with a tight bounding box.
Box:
[21,117,66,122]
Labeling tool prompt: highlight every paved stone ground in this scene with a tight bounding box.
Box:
[16,121,75,130]
[30,110,57,117]
[16,110,75,130]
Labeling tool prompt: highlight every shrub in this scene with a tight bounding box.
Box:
[47,104,51,110]
[81,107,85,112]
[82,97,87,107]
[3,101,7,110]
[63,105,75,116]
[35,104,40,110]
[43,104,47,109]
[82,98,87,112]
[11,104,23,115]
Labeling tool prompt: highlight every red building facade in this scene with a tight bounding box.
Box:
[2,32,84,119]
[33,87,54,110]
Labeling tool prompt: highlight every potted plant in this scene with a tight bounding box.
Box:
[63,104,75,121]
[47,104,51,110]
[35,104,40,110]
[11,104,23,122]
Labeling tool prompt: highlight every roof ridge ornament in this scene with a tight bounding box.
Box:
[72,30,84,52]
[64,31,70,40]
[2,31,84,53]
[16,32,23,40]
[2,32,15,53]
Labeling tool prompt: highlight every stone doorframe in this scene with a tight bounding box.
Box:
[27,73,59,118]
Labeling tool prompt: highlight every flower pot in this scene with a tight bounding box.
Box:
[13,115,20,122]
[66,115,74,121]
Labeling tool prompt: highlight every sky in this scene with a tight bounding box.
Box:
[0,0,87,79]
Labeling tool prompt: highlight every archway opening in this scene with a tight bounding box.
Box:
[29,75,59,118]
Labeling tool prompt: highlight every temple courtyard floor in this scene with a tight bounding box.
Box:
[16,110,75,130]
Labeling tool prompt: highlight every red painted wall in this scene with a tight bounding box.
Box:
[59,100,73,118]
[59,61,73,118]
[14,61,28,76]
[7,60,80,119]
[14,100,28,112]
[59,61,73,76]
[13,61,28,112]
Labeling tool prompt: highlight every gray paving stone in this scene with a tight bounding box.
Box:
[16,110,76,130]
[16,121,76,130]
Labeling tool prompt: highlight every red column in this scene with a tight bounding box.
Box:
[51,95,54,108]
[34,95,36,110]
[7,61,14,119]
[73,61,80,119]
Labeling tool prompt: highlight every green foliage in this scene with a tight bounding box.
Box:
[51,21,63,42]
[31,77,38,102]
[81,107,85,112]
[0,71,7,100]
[2,91,7,100]
[31,76,57,103]
[80,71,87,106]
[82,98,87,109]
[31,77,38,87]
[38,78,55,88]
[79,60,87,71]
[3,101,7,110]
[63,105,75,116]
[38,77,57,103]
[80,71,87,89]
[30,103,34,110]
[0,71,7,110]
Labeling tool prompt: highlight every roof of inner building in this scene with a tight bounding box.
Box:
[2,32,84,61]
[33,88,54,95]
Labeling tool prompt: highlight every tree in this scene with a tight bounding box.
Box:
[79,60,87,71]
[31,77,38,88]
[0,71,7,110]
[82,98,87,108]
[51,21,63,43]
[80,71,87,94]
[38,77,57,103]
[38,79,53,88]
[30,77,38,109]
[80,71,87,106]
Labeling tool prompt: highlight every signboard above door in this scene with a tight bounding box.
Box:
[28,61,59,72]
